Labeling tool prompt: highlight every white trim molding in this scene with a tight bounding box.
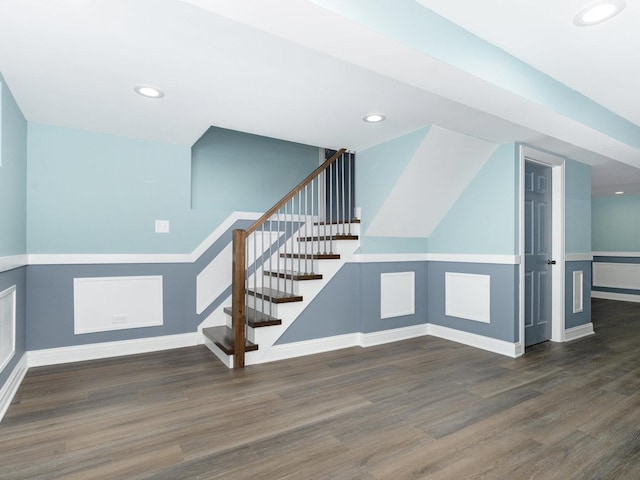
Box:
[566,253,593,262]
[591,290,640,303]
[592,251,640,258]
[359,324,428,347]
[349,253,429,263]
[427,324,521,358]
[28,333,199,368]
[255,333,363,365]
[255,322,522,365]
[427,254,520,265]
[564,323,594,341]
[350,253,520,264]
[0,255,28,273]
[0,353,28,422]
[257,325,429,365]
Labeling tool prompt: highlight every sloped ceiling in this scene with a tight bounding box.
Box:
[0,0,639,195]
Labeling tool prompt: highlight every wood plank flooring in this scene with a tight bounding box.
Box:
[1,298,639,479]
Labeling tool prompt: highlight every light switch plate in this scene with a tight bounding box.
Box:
[155,220,170,233]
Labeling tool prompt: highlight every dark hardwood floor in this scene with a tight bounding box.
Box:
[1,298,639,479]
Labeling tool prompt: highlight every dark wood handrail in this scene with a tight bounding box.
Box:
[245,148,347,236]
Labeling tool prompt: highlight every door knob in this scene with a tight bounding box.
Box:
[547,259,556,265]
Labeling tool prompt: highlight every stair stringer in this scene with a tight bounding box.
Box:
[245,237,360,366]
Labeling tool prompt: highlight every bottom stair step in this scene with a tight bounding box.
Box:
[203,326,258,355]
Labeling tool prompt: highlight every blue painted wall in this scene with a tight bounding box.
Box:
[276,264,360,343]
[428,143,518,254]
[0,75,27,393]
[26,123,227,254]
[278,259,519,345]
[565,159,591,254]
[427,262,518,343]
[0,74,27,256]
[191,126,320,211]
[25,219,252,350]
[276,261,428,343]
[592,194,640,252]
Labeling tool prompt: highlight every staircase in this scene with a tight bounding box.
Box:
[202,149,358,368]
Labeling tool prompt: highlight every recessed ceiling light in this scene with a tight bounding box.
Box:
[615,191,624,195]
[363,113,385,123]
[573,0,626,26]
[134,85,165,98]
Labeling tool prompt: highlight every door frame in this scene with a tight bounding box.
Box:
[518,145,566,352]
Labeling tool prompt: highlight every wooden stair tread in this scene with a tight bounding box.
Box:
[247,287,303,303]
[264,270,323,281]
[203,326,258,355]
[280,253,340,260]
[314,219,360,225]
[297,234,358,241]
[223,306,282,328]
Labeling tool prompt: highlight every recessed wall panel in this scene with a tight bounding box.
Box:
[73,276,163,334]
[445,272,490,323]
[380,272,415,319]
[0,285,16,373]
[573,270,584,313]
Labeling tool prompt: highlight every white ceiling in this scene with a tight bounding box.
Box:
[0,0,638,197]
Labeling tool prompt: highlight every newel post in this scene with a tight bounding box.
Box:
[232,229,246,368]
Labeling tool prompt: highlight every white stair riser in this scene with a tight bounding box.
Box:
[311,223,360,237]
[282,257,319,273]
[292,239,358,255]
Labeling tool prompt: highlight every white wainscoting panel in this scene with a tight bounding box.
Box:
[445,272,490,323]
[380,272,415,319]
[593,262,640,290]
[73,276,163,334]
[196,243,232,314]
[0,285,16,373]
[573,270,584,313]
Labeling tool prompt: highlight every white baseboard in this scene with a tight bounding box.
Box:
[0,353,28,422]
[427,324,521,358]
[28,333,199,368]
[257,325,431,365]
[514,342,524,357]
[591,290,640,303]
[254,332,360,365]
[359,324,428,347]
[253,323,520,365]
[564,323,595,341]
